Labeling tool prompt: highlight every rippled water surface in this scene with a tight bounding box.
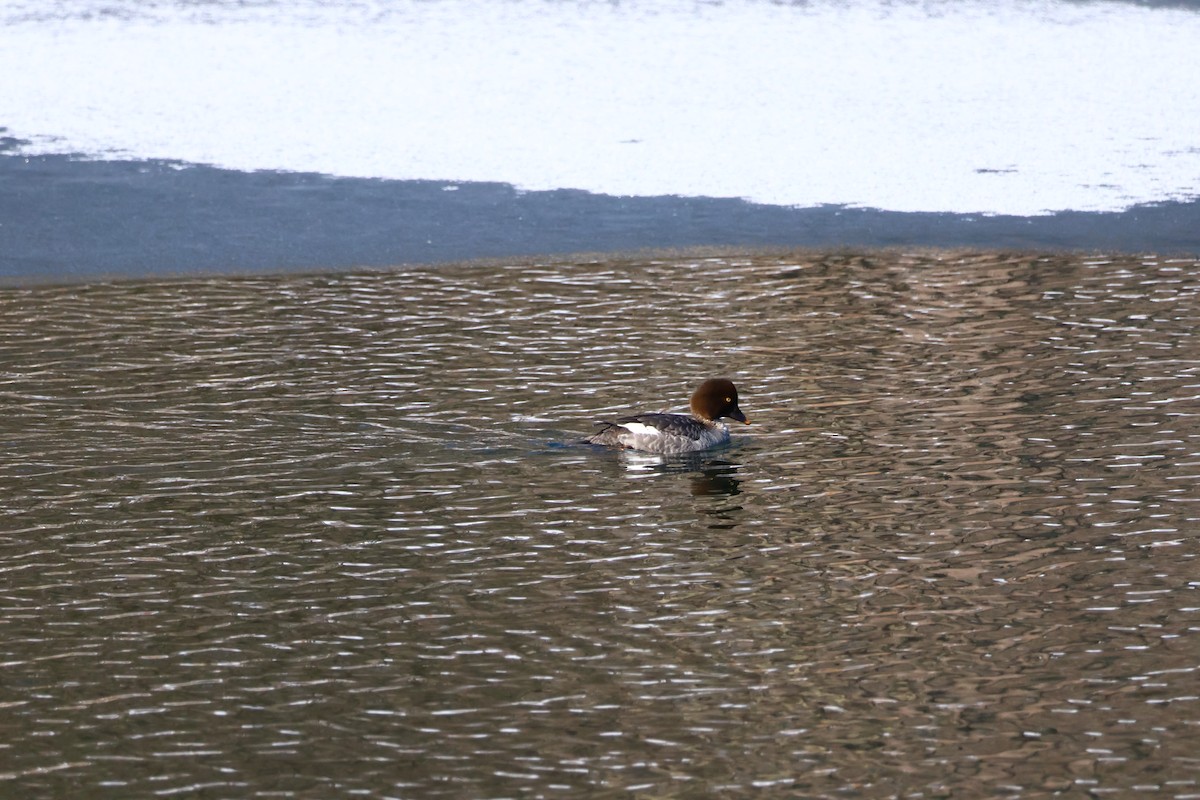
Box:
[3,251,1200,797]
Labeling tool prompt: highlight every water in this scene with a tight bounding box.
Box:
[3,251,1199,796]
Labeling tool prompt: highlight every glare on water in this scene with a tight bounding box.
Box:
[2,250,1199,796]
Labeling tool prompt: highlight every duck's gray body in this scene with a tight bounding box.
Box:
[586,413,731,454]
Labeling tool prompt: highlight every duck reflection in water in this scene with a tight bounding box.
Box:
[620,451,743,498]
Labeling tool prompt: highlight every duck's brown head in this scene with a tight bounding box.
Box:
[690,378,749,424]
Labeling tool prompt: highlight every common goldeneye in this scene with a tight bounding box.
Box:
[584,379,750,454]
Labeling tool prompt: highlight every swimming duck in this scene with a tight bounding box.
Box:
[584,378,750,454]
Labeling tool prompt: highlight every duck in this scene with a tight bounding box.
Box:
[584,378,750,454]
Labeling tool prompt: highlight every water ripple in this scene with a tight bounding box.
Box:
[2,251,1200,796]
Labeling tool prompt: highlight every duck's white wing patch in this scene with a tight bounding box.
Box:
[618,422,663,438]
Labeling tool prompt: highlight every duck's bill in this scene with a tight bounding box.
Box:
[730,410,749,424]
